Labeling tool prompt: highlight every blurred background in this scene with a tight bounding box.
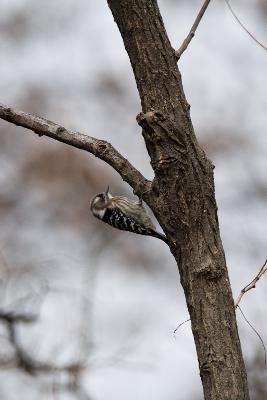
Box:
[0,0,267,399]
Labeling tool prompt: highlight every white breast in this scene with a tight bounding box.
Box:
[92,207,106,220]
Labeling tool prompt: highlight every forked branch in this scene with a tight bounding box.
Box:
[0,104,151,196]
[235,259,267,308]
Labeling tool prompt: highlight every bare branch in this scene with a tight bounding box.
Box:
[0,312,86,375]
[0,103,151,196]
[224,0,267,52]
[173,318,191,338]
[237,305,267,368]
[175,0,211,60]
[235,259,267,308]
[0,311,36,324]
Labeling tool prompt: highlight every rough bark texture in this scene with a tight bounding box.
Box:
[107,1,249,399]
[0,1,250,399]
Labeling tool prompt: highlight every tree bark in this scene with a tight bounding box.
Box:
[0,105,150,196]
[107,1,249,399]
[0,1,250,398]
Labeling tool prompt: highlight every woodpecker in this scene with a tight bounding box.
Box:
[90,187,168,244]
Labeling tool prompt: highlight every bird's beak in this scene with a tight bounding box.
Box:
[104,185,110,200]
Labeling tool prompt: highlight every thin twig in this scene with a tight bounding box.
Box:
[224,0,267,52]
[235,259,267,308]
[0,104,151,197]
[237,305,266,368]
[175,0,211,60]
[173,318,191,338]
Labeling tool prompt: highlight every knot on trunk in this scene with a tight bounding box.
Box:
[136,110,187,173]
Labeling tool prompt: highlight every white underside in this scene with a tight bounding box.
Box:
[92,208,106,220]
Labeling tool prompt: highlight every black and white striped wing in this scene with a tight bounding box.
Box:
[102,206,149,236]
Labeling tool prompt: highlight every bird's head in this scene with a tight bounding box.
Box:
[90,186,112,219]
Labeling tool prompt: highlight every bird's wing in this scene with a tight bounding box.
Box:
[107,197,156,230]
[102,205,149,235]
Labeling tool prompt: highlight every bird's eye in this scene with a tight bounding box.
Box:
[94,194,105,204]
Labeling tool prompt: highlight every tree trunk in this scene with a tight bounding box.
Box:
[107,1,249,399]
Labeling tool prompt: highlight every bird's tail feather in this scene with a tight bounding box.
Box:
[149,230,169,245]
